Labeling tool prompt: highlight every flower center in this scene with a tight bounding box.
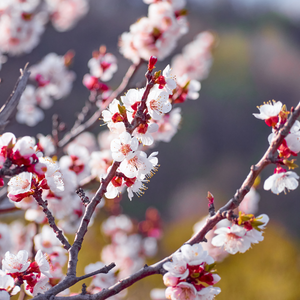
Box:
[120,144,131,156]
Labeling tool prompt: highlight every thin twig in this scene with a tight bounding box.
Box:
[76,263,116,281]
[57,61,143,149]
[33,189,71,250]
[0,206,20,214]
[0,65,30,132]
[187,101,300,245]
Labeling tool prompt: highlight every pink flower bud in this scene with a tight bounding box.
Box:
[148,56,157,71]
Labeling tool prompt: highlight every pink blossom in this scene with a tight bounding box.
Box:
[2,250,30,273]
[45,0,89,32]
[88,52,117,82]
[211,224,251,254]
[7,172,33,202]
[166,282,197,300]
[163,253,188,280]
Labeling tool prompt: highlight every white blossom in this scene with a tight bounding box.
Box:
[264,171,299,194]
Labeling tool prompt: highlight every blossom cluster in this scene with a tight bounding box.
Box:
[83,46,117,99]
[100,212,161,279]
[16,52,76,127]
[254,100,300,194]
[170,31,215,104]
[82,210,161,296]
[0,249,52,297]
[163,243,221,300]
[0,221,69,296]
[120,0,188,63]
[0,0,89,60]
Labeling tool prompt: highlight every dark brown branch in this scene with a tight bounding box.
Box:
[33,189,71,250]
[31,77,300,300]
[76,262,116,281]
[0,160,27,177]
[67,161,120,277]
[187,101,300,245]
[0,65,30,132]
[0,206,20,214]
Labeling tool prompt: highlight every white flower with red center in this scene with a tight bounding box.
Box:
[88,52,118,82]
[263,169,299,194]
[147,87,171,121]
[39,157,64,194]
[0,10,45,56]
[0,132,16,149]
[26,274,50,297]
[157,65,176,95]
[121,88,145,118]
[245,214,269,244]
[12,136,37,165]
[102,99,127,134]
[176,74,201,101]
[133,122,159,146]
[29,53,75,100]
[37,134,56,156]
[163,253,188,280]
[0,271,20,299]
[281,120,300,154]
[126,177,148,200]
[253,101,282,127]
[166,282,197,300]
[211,224,251,254]
[110,132,139,162]
[34,250,52,278]
[7,172,34,202]
[2,250,30,273]
[181,244,214,266]
[119,151,157,179]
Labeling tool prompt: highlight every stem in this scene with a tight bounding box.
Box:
[57,61,143,149]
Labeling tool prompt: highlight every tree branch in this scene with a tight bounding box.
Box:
[57,61,143,149]
[187,101,300,245]
[0,65,30,132]
[33,189,71,250]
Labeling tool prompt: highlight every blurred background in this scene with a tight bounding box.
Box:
[2,0,300,299]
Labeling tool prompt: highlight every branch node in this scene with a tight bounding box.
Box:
[81,283,87,295]
[76,188,90,206]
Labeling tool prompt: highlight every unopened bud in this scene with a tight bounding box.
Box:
[207,191,214,207]
[148,56,157,71]
[64,50,75,67]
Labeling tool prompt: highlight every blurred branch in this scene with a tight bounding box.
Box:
[57,61,143,149]
[0,65,30,132]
